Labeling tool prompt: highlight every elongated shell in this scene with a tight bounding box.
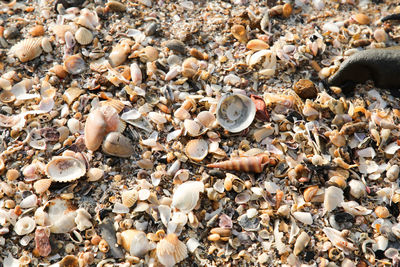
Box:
[216,94,256,133]
[156,233,188,267]
[14,217,36,235]
[172,181,204,213]
[294,231,310,256]
[207,154,270,173]
[10,38,42,62]
[46,156,86,182]
[102,132,134,158]
[84,108,107,151]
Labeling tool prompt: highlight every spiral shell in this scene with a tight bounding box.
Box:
[156,233,188,267]
[10,38,43,62]
[46,156,86,182]
[207,154,271,173]
[14,217,36,235]
[121,189,138,207]
[33,179,52,194]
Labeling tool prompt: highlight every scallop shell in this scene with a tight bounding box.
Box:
[10,38,43,62]
[33,179,52,194]
[156,233,188,267]
[216,94,256,133]
[75,27,93,45]
[185,139,208,162]
[121,189,138,207]
[46,156,86,182]
[172,181,204,213]
[14,217,36,235]
[64,55,86,75]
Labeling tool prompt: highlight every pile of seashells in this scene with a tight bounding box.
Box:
[1,0,400,266]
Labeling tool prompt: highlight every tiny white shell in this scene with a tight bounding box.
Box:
[46,156,86,182]
[348,180,366,199]
[20,194,38,209]
[75,27,93,45]
[292,212,313,225]
[323,186,344,214]
[14,217,36,235]
[172,181,204,213]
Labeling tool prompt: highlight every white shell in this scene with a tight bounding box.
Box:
[156,233,188,267]
[75,208,92,231]
[185,139,208,162]
[20,194,38,209]
[14,217,36,235]
[341,201,372,216]
[172,181,204,213]
[348,180,366,199]
[323,186,344,214]
[10,38,43,62]
[294,231,310,256]
[46,156,86,182]
[292,212,313,225]
[75,27,93,45]
[48,199,77,233]
[323,227,355,251]
[216,94,256,133]
[130,231,152,257]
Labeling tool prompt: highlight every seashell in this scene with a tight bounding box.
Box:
[75,27,93,45]
[20,194,38,209]
[294,231,310,256]
[14,217,36,235]
[375,206,390,219]
[341,201,372,216]
[303,185,319,202]
[122,230,152,257]
[324,186,344,214]
[140,46,159,62]
[0,90,16,103]
[35,227,51,257]
[292,212,313,225]
[29,25,45,37]
[87,167,104,182]
[323,227,356,251]
[10,38,42,62]
[102,132,134,158]
[50,64,68,79]
[109,39,131,67]
[63,87,84,105]
[106,0,127,12]
[41,37,52,52]
[172,181,204,213]
[34,207,49,226]
[184,119,202,136]
[348,180,366,199]
[48,199,77,233]
[59,255,79,267]
[246,39,269,51]
[84,108,107,151]
[76,9,99,30]
[33,179,52,194]
[207,154,271,173]
[122,189,138,207]
[352,13,370,25]
[216,94,256,133]
[164,39,186,54]
[386,164,399,182]
[196,111,215,128]
[46,156,86,182]
[374,28,388,43]
[75,208,92,231]
[231,24,247,43]
[64,54,86,75]
[130,62,142,85]
[156,233,188,267]
[148,112,167,125]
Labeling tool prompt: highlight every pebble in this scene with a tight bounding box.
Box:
[165,39,186,54]
[4,26,19,39]
[293,79,318,99]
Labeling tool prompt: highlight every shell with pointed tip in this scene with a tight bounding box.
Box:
[121,189,138,207]
[172,181,204,213]
[156,233,188,267]
[46,156,86,182]
[84,108,107,151]
[75,27,93,45]
[10,38,42,62]
[185,139,208,162]
[14,217,36,235]
[216,94,256,133]
[33,179,52,194]
[207,154,271,173]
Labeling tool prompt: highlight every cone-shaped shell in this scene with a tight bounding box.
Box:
[216,94,256,133]
[33,179,52,194]
[156,233,188,267]
[10,38,43,62]
[46,156,86,182]
[207,154,270,173]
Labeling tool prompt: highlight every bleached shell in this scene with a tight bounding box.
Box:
[109,40,131,67]
[14,217,36,235]
[292,212,313,225]
[46,156,86,182]
[41,37,52,53]
[75,27,93,45]
[341,201,372,216]
[294,231,310,256]
[48,199,77,233]
[121,189,138,208]
[10,38,42,62]
[34,207,49,226]
[323,227,355,251]
[196,111,215,128]
[130,62,142,85]
[75,208,92,231]
[216,94,256,133]
[348,180,366,199]
[156,233,188,267]
[172,181,204,213]
[185,139,208,162]
[33,179,51,195]
[148,112,167,125]
[184,119,202,136]
[20,194,38,209]
[323,186,344,214]
[130,231,152,257]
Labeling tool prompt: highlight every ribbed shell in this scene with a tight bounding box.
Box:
[121,189,138,207]
[207,154,270,173]
[75,27,93,45]
[10,38,43,62]
[33,179,52,194]
[156,233,188,267]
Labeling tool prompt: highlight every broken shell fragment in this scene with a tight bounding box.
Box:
[102,132,134,158]
[185,139,208,162]
[231,24,247,43]
[156,233,188,267]
[216,94,256,133]
[172,181,204,213]
[109,39,131,67]
[46,156,86,182]
[324,186,344,214]
[10,38,42,62]
[294,231,310,256]
[14,217,36,235]
[35,227,51,257]
[48,199,77,233]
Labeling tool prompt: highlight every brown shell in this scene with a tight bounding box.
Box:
[29,25,45,37]
[207,154,271,173]
[84,109,107,151]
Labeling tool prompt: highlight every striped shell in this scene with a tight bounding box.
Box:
[10,38,42,62]
[46,156,86,182]
[33,179,52,194]
[207,154,271,173]
[156,233,188,267]
[75,27,93,45]
[121,189,138,207]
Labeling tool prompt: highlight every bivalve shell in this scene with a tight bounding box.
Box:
[172,181,204,213]
[14,217,36,235]
[46,156,86,182]
[84,108,107,151]
[33,179,52,194]
[156,233,188,267]
[121,189,138,207]
[102,132,134,158]
[64,55,86,75]
[216,94,256,133]
[185,139,208,162]
[75,27,93,45]
[10,38,43,62]
[294,231,310,256]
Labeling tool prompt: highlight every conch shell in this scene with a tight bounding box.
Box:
[207,154,273,173]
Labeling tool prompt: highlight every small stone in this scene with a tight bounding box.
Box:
[293,79,318,99]
[164,39,186,54]
[145,22,158,36]
[282,3,292,18]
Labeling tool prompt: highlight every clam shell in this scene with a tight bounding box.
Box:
[121,230,152,257]
[121,189,138,207]
[216,94,256,133]
[84,108,107,151]
[156,233,188,267]
[75,27,93,45]
[172,181,204,213]
[33,179,52,194]
[64,55,86,75]
[10,38,42,62]
[46,156,86,182]
[102,132,134,158]
[185,139,208,162]
[196,111,215,128]
[41,37,52,53]
[294,231,310,256]
[14,217,36,235]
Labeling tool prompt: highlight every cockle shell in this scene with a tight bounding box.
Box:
[75,27,93,45]
[207,154,271,173]
[121,189,138,207]
[10,38,42,62]
[46,156,86,182]
[14,217,36,235]
[156,233,188,267]
[185,139,208,162]
[172,181,204,213]
[33,179,52,194]
[216,94,256,133]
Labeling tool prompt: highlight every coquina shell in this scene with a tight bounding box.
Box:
[216,94,256,133]
[46,156,86,182]
[10,38,43,62]
[33,179,52,194]
[14,217,36,235]
[172,181,204,213]
[156,233,188,267]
